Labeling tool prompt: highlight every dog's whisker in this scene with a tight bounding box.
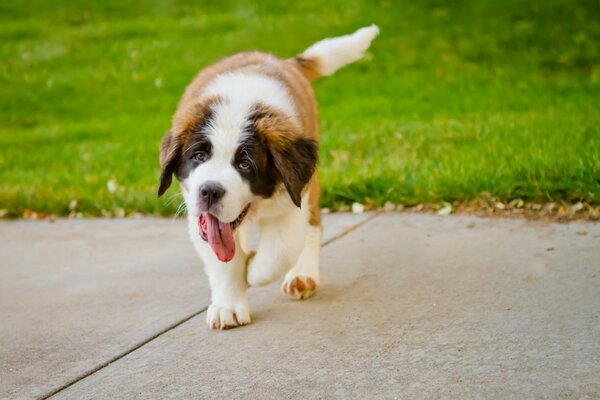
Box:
[163,193,183,207]
[174,201,187,219]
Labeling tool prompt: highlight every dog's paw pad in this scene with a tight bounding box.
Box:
[282,276,318,300]
[206,303,251,330]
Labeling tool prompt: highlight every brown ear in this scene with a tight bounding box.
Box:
[158,130,180,197]
[269,137,318,207]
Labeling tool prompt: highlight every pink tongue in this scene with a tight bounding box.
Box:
[205,213,235,263]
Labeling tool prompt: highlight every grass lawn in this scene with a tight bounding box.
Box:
[0,0,599,217]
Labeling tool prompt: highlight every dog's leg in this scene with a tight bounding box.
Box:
[282,178,321,299]
[281,224,321,299]
[188,217,250,330]
[247,197,309,287]
[205,253,251,330]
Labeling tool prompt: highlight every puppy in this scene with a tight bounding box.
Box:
[158,25,379,329]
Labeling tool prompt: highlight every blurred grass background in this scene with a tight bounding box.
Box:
[0,0,598,217]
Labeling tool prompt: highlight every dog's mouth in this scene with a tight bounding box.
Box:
[198,204,251,263]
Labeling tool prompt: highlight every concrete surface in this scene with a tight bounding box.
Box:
[1,214,599,399]
[0,213,374,400]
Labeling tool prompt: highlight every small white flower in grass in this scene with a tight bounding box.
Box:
[571,202,584,212]
[154,77,162,88]
[352,202,364,214]
[437,202,452,216]
[509,198,524,208]
[107,179,117,193]
[383,201,395,212]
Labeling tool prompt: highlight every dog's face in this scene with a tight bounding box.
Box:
[158,96,317,225]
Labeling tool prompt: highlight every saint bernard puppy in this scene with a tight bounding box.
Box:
[158,25,379,329]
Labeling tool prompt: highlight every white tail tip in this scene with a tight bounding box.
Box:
[302,24,380,77]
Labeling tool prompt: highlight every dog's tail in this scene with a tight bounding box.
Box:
[290,25,379,82]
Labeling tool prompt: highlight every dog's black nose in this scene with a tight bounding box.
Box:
[199,181,226,210]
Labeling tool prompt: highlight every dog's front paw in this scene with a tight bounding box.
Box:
[281,275,318,300]
[206,301,251,330]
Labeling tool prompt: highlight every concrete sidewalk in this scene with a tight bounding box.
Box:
[1,214,598,399]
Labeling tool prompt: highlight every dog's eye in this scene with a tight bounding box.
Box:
[239,160,251,171]
[192,151,208,162]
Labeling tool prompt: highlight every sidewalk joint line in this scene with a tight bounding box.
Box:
[42,212,378,399]
[322,212,381,247]
[42,306,208,400]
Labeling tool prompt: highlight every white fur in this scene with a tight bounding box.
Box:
[187,187,318,329]
[247,191,310,287]
[302,24,379,76]
[282,224,321,299]
[182,99,254,223]
[203,72,298,121]
[183,72,299,222]
[187,216,251,329]
[180,27,379,329]
[182,71,315,329]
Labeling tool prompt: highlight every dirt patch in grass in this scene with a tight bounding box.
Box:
[328,197,600,223]
[5,197,598,223]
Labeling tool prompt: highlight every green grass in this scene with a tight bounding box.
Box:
[0,0,599,217]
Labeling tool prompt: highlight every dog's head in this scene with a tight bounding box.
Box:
[158,95,317,261]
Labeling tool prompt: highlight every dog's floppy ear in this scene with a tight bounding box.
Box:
[158,97,220,197]
[251,103,318,207]
[158,130,181,197]
[268,137,318,208]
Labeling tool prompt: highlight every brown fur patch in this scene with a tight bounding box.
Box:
[308,176,321,226]
[174,52,319,145]
[282,276,319,299]
[158,96,220,196]
[289,56,323,82]
[250,103,318,208]
[295,278,306,292]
